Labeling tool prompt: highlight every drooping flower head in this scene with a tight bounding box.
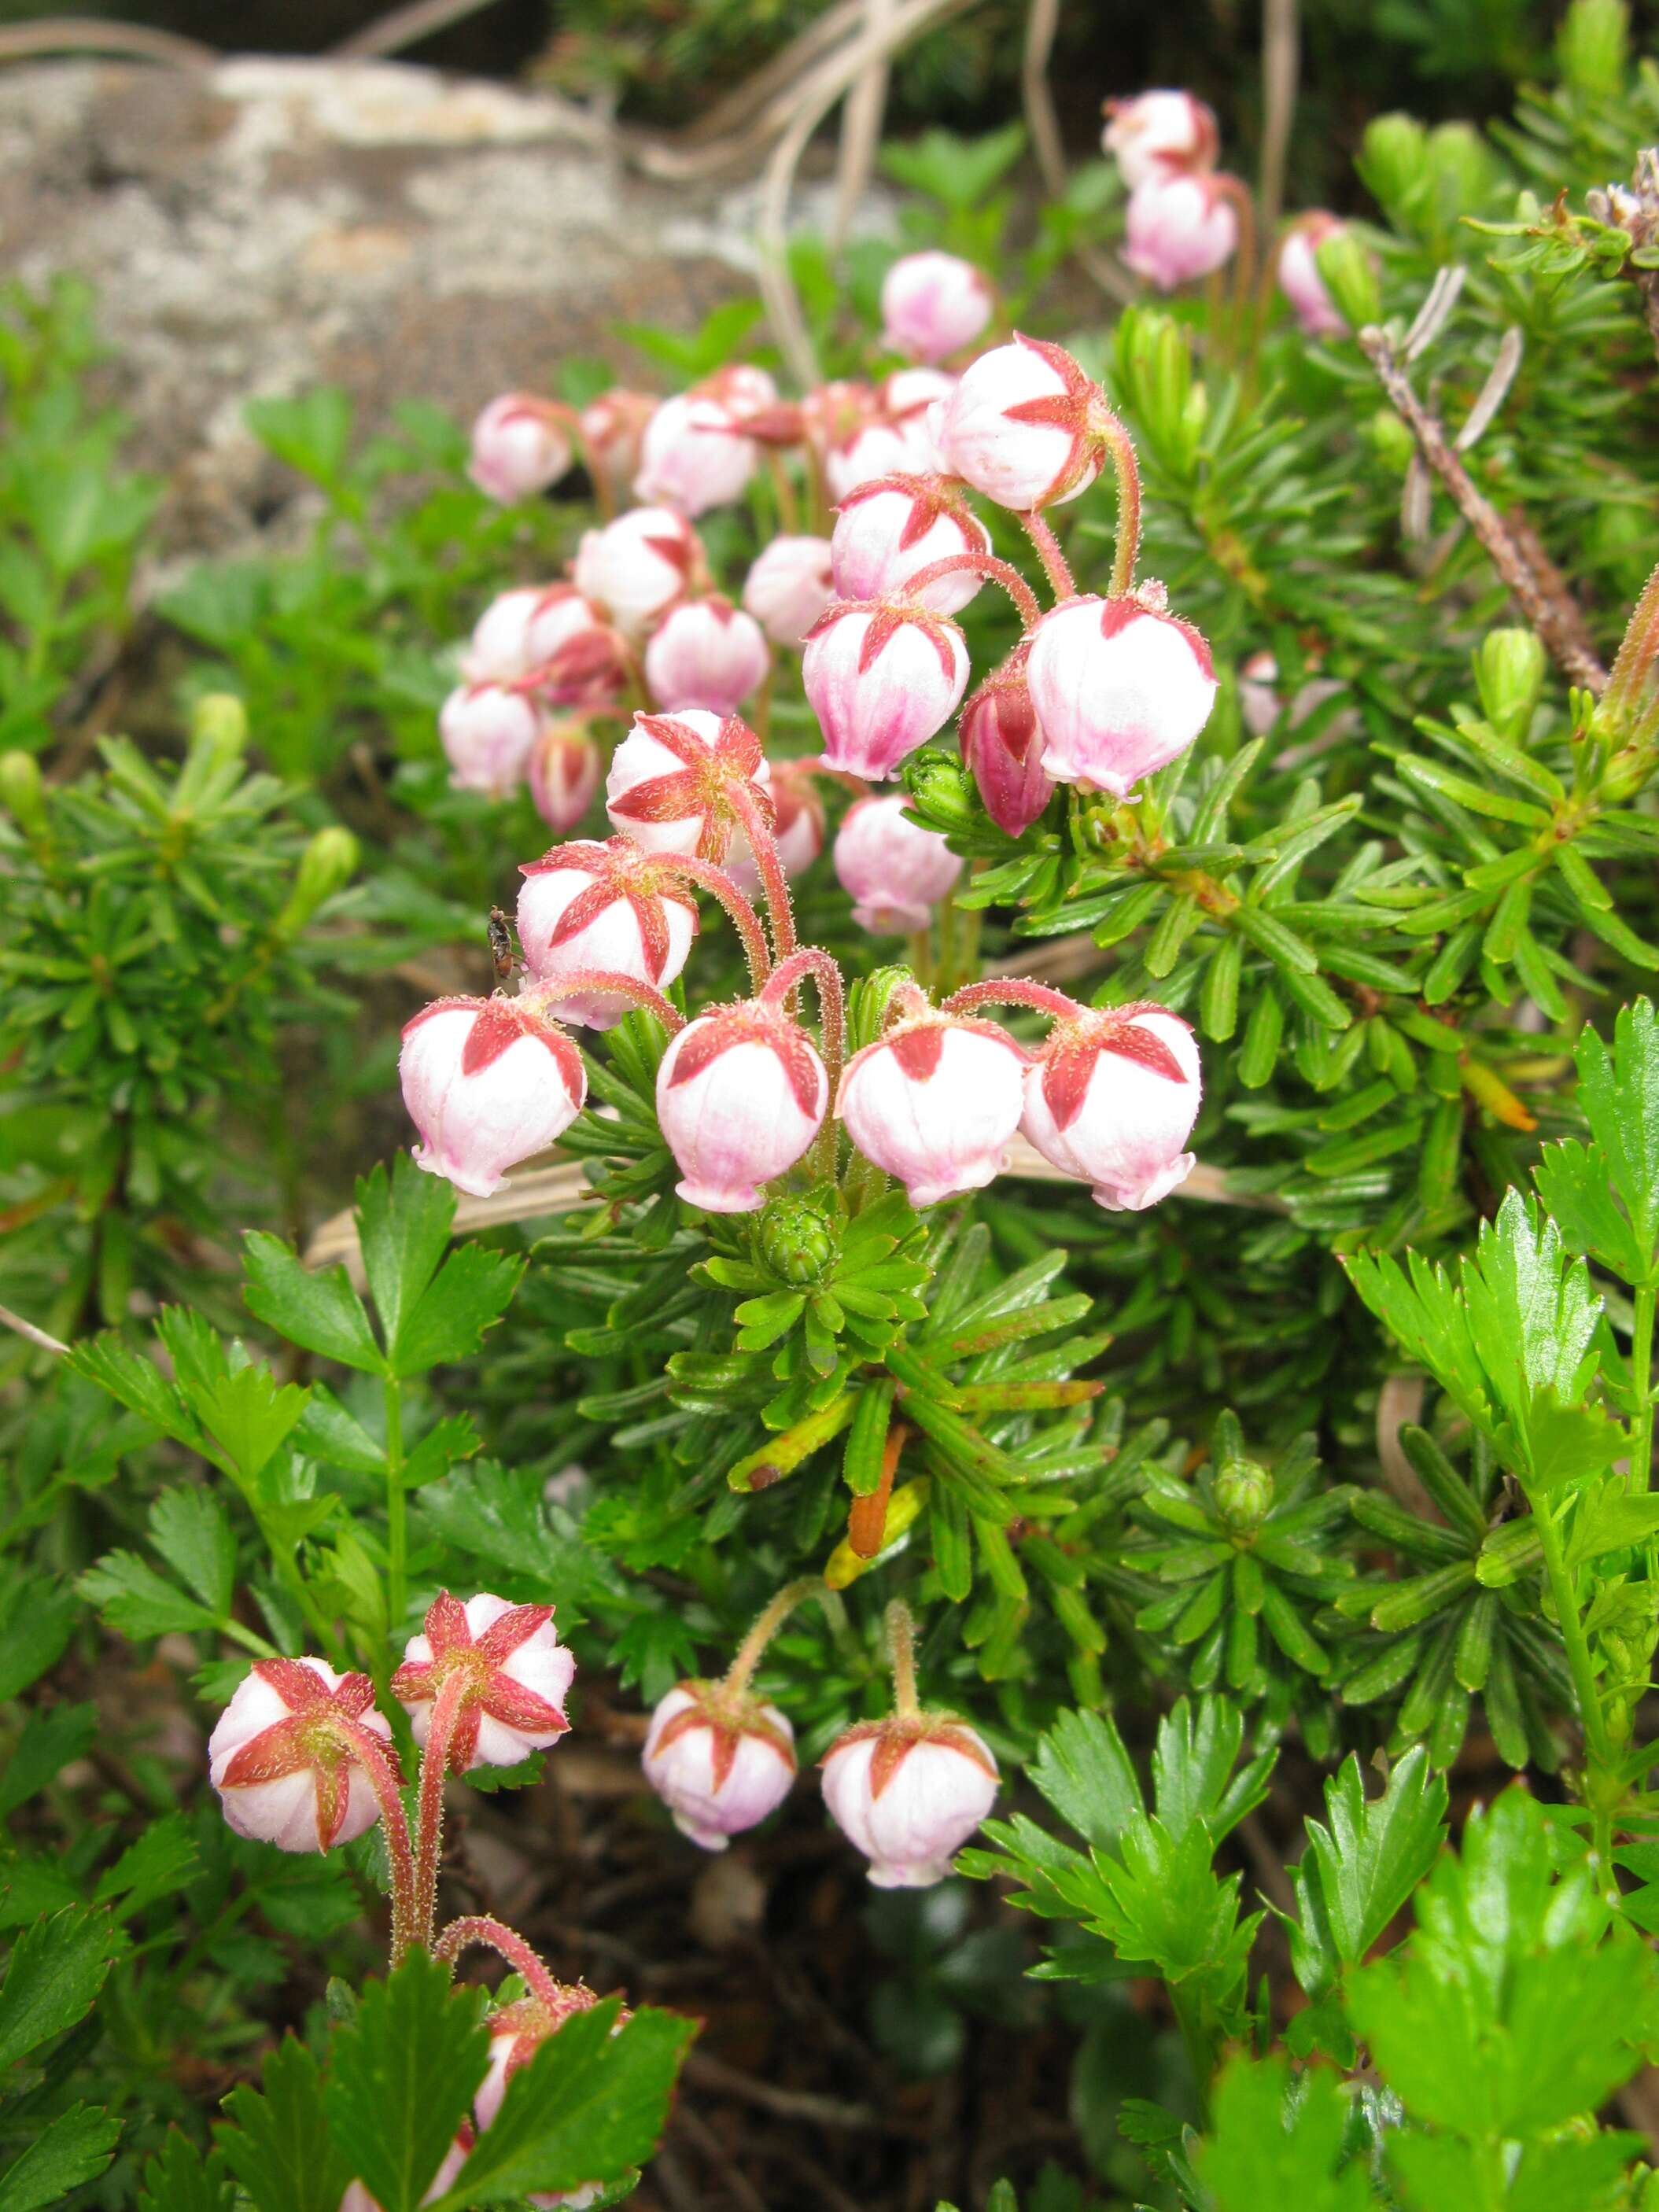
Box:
[474,1984,621,2206]
[1123,173,1241,291]
[469,394,573,504]
[439,683,546,798]
[742,533,836,646]
[830,474,992,616]
[837,1007,1027,1207]
[605,707,773,863]
[820,1713,998,1888]
[208,1658,396,1855]
[1101,89,1220,187]
[526,718,603,832]
[879,250,994,363]
[959,652,1054,838]
[1277,212,1349,337]
[802,599,970,780]
[643,594,770,716]
[393,1591,574,1774]
[832,794,962,935]
[655,1000,828,1212]
[642,1680,797,1849]
[1024,588,1216,794]
[1021,1001,1201,1211]
[573,507,702,638]
[400,995,586,1197]
[517,835,699,1029]
[927,333,1108,511]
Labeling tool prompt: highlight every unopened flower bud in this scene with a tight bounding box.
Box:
[959,660,1053,838]
[279,826,359,934]
[1276,212,1350,337]
[462,584,612,699]
[208,1658,394,1855]
[605,708,772,863]
[190,691,249,761]
[1475,627,1547,739]
[517,835,699,1028]
[1021,1002,1200,1211]
[833,794,962,935]
[803,601,969,780]
[470,393,574,504]
[825,416,939,503]
[905,748,979,835]
[742,534,836,646]
[879,250,994,363]
[820,1715,998,1888]
[656,1002,828,1213]
[400,994,586,1196]
[634,390,759,517]
[527,720,603,832]
[393,1591,573,1771]
[573,507,702,638]
[475,1985,616,2206]
[439,683,544,798]
[0,750,46,835]
[1025,592,1217,794]
[830,475,991,615]
[1102,90,1220,187]
[1212,1458,1274,1531]
[928,334,1106,511]
[643,1681,796,1849]
[1124,174,1241,291]
[838,1011,1026,1207]
[1359,113,1427,217]
[755,1191,840,1285]
[644,595,770,715]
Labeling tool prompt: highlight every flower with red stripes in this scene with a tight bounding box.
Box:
[1021,1001,1201,1211]
[573,507,702,638]
[393,1591,576,1774]
[655,996,828,1213]
[642,1681,797,1850]
[821,1714,999,1889]
[837,1001,1026,1208]
[928,333,1108,511]
[643,593,770,716]
[468,393,574,504]
[1024,586,1217,794]
[802,599,970,780]
[516,836,699,1030]
[604,707,773,865]
[399,995,586,1197]
[959,651,1053,838]
[830,474,991,616]
[208,1657,396,1855]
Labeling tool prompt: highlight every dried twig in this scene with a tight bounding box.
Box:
[830,0,894,252]
[682,2051,882,2133]
[1022,0,1135,306]
[0,16,214,68]
[1360,323,1609,694]
[1258,0,1300,237]
[332,0,506,60]
[0,1302,69,1359]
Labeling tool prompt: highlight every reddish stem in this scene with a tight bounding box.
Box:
[1018,511,1077,604]
[411,1670,469,1953]
[761,946,846,1178]
[433,1914,563,2005]
[723,1576,824,1696]
[333,1716,417,1963]
[522,970,686,1032]
[1091,412,1143,599]
[729,779,798,963]
[941,977,1085,1023]
[654,853,772,990]
[900,553,1042,632]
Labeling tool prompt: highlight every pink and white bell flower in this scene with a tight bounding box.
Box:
[1101,89,1220,187]
[960,658,1053,838]
[1024,589,1217,794]
[573,507,702,638]
[820,1715,998,1889]
[393,1591,574,1772]
[726,760,825,897]
[605,707,772,864]
[474,1986,616,2207]
[643,1681,796,1850]
[1022,1001,1201,1211]
[824,415,938,503]
[1238,650,1282,737]
[928,334,1106,511]
[439,682,544,798]
[400,994,586,1197]
[634,391,758,516]
[837,1009,1026,1207]
[879,250,994,363]
[831,475,992,617]
[578,386,657,492]
[517,836,699,1029]
[341,2136,471,2212]
[1123,172,1240,291]
[643,595,770,715]
[468,393,574,504]
[832,794,962,935]
[462,584,599,686]
[527,719,603,832]
[881,366,959,425]
[655,1001,828,1212]
[802,600,969,780]
[742,534,836,646]
[1277,212,1348,337]
[208,1658,395,1856]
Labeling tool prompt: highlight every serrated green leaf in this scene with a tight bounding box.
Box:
[0,1905,116,2068]
[149,1485,235,1616]
[323,1954,487,2212]
[219,2033,352,2212]
[0,2103,120,2211]
[243,1235,384,1375]
[392,1244,524,1376]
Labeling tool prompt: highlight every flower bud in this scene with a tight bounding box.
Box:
[824,415,938,503]
[642,1681,796,1849]
[527,719,603,832]
[0,750,45,834]
[461,584,610,695]
[960,661,1053,837]
[879,250,994,363]
[644,595,770,715]
[393,1591,573,1771]
[1024,592,1216,794]
[439,682,544,798]
[820,1716,998,1888]
[469,393,573,504]
[1313,224,1381,334]
[726,759,824,896]
[755,1190,840,1285]
[838,1012,1026,1207]
[1475,627,1547,740]
[1212,1458,1274,1532]
[208,1658,394,1855]
[517,835,699,1028]
[1101,90,1220,187]
[573,507,701,638]
[1359,113,1427,219]
[1237,650,1282,737]
[803,601,970,780]
[1021,1002,1200,1211]
[656,1002,828,1212]
[742,534,836,646]
[928,334,1106,511]
[605,707,772,863]
[830,475,991,616]
[634,391,758,517]
[400,994,586,1196]
[475,1985,615,2205]
[905,748,979,835]
[833,794,962,935]
[190,691,249,760]
[278,825,359,935]
[1276,213,1355,337]
[578,386,657,490]
[1123,174,1240,291]
[881,366,958,424]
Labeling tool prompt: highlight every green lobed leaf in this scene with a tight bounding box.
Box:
[0,2103,121,2212]
[243,1234,385,1375]
[1193,2054,1369,2212]
[322,1955,487,2212]
[219,2033,352,2212]
[0,1905,118,2069]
